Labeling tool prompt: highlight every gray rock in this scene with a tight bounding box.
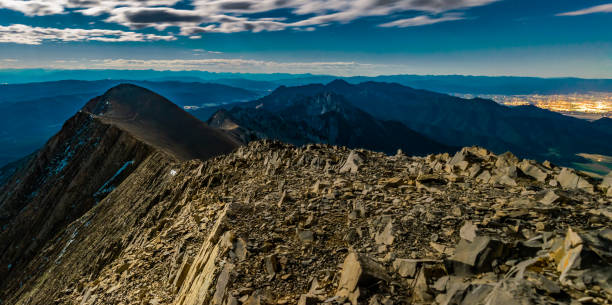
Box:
[340,150,364,174]
[518,160,548,182]
[476,170,492,183]
[495,152,519,169]
[264,254,279,276]
[336,251,391,304]
[538,190,560,205]
[297,294,318,305]
[459,221,478,242]
[297,230,314,243]
[392,259,418,278]
[374,221,395,246]
[600,171,612,196]
[449,236,507,275]
[556,168,594,193]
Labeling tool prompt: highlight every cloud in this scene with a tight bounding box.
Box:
[103,7,209,31]
[0,24,176,45]
[0,0,65,16]
[84,58,375,75]
[378,13,464,27]
[193,48,223,54]
[557,3,612,16]
[0,0,499,36]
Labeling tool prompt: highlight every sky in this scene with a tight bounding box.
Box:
[0,0,611,78]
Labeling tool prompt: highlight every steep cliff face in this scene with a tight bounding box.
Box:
[3,140,611,305]
[0,84,241,303]
[0,111,156,294]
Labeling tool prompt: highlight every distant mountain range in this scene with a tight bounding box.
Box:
[1,78,611,170]
[2,69,611,94]
[205,91,453,156]
[202,80,612,167]
[0,80,260,166]
[0,79,260,106]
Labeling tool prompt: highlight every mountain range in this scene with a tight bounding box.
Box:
[209,79,610,167]
[205,91,453,156]
[0,82,610,304]
[3,69,612,94]
[2,79,612,171]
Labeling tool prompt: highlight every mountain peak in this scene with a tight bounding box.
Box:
[82,84,240,161]
[82,83,175,116]
[326,79,351,88]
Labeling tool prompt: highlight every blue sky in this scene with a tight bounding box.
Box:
[0,0,611,77]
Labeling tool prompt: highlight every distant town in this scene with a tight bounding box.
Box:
[456,92,612,121]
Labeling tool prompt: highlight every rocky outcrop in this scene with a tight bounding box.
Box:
[0,84,241,303]
[0,112,155,294]
[600,171,612,197]
[1,140,610,305]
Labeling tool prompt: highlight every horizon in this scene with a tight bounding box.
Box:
[1,0,612,78]
[2,68,612,81]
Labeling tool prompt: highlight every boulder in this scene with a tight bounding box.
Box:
[335,251,391,304]
[340,150,364,174]
[392,259,441,278]
[538,190,560,205]
[393,259,418,278]
[518,160,548,182]
[600,171,612,196]
[550,227,612,282]
[556,168,594,193]
[449,236,508,275]
[374,221,395,246]
[459,221,478,242]
[495,152,519,169]
[476,170,492,183]
[297,230,314,243]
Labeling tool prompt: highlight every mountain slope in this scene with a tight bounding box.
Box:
[206,92,454,156]
[0,84,239,300]
[83,84,240,161]
[2,141,610,304]
[0,111,156,294]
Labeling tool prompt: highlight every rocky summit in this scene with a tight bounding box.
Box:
[2,136,611,304]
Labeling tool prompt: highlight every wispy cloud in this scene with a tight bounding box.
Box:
[81,58,376,75]
[0,0,499,37]
[0,0,65,16]
[378,13,465,28]
[193,49,223,54]
[557,3,612,16]
[0,24,176,45]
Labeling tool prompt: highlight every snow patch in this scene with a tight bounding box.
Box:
[55,229,78,264]
[94,160,135,198]
[170,169,178,176]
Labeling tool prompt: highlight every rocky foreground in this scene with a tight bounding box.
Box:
[3,141,612,305]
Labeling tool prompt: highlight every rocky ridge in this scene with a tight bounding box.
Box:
[3,140,611,305]
[0,84,240,303]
